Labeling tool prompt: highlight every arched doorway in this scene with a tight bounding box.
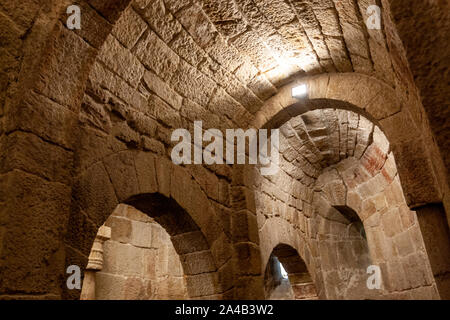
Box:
[81,204,189,299]
[264,244,318,300]
[76,191,220,300]
[64,150,232,299]
[241,101,441,299]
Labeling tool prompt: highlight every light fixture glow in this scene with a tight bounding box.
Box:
[292,84,308,98]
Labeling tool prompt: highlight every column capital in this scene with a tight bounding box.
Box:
[86,225,111,271]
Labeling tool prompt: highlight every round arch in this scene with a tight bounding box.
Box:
[251,73,445,208]
[64,150,232,299]
[0,0,136,298]
[264,243,318,300]
[235,95,443,299]
[258,218,324,299]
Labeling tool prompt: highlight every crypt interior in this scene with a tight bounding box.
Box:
[0,0,449,300]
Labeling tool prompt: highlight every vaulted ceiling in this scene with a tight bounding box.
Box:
[134,0,394,99]
[277,108,376,185]
[86,0,447,185]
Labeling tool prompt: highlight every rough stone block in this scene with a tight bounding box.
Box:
[232,210,259,244]
[180,250,216,275]
[143,71,182,110]
[133,30,179,82]
[233,242,262,276]
[0,131,73,185]
[99,36,146,88]
[139,0,182,43]
[130,220,152,248]
[74,161,118,226]
[112,6,147,48]
[135,152,158,194]
[171,231,210,255]
[103,151,140,202]
[95,272,126,300]
[169,60,216,107]
[381,208,404,238]
[6,91,78,150]
[185,272,218,297]
[108,216,132,243]
[155,156,172,197]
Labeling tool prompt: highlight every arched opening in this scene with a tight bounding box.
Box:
[79,193,219,300]
[0,0,448,301]
[81,204,188,300]
[245,102,440,299]
[264,244,318,300]
[334,206,366,240]
[315,203,373,299]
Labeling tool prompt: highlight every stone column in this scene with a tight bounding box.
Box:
[416,204,450,299]
[80,225,111,300]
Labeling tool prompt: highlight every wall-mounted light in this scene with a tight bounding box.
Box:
[292,84,308,98]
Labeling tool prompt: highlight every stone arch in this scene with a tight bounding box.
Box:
[0,0,139,298]
[80,204,190,300]
[51,1,239,300]
[237,92,444,298]
[125,193,220,299]
[264,244,318,300]
[332,206,365,235]
[387,0,450,184]
[65,150,232,299]
[7,0,134,139]
[312,178,375,299]
[258,218,324,299]
[260,219,312,277]
[251,73,446,209]
[313,152,439,299]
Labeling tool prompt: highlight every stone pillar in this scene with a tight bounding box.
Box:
[416,203,450,299]
[80,225,111,300]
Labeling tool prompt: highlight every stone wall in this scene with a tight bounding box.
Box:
[93,204,188,300]
[0,0,448,300]
[0,0,131,299]
[315,154,437,299]
[245,109,439,299]
[388,0,450,181]
[264,255,295,300]
[246,109,375,299]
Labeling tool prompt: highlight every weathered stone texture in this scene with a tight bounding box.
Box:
[0,0,448,302]
[93,205,188,300]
